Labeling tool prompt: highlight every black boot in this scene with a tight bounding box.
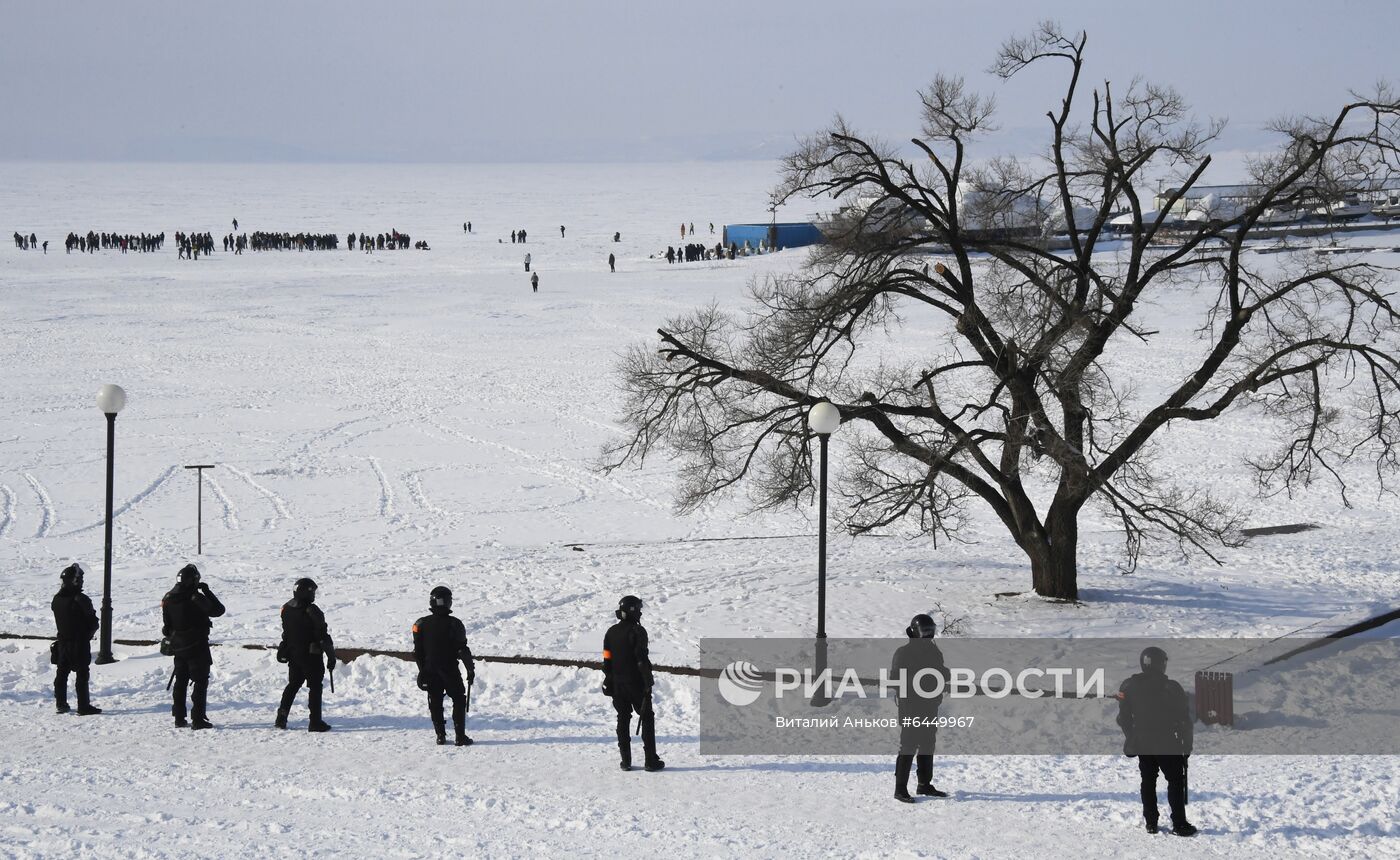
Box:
[76,704,102,716]
[644,757,666,772]
[308,720,332,733]
[895,754,915,802]
[1173,822,1197,837]
[191,717,213,730]
[56,702,71,715]
[434,721,447,745]
[274,709,288,730]
[455,731,472,746]
[1145,822,1159,834]
[916,784,947,798]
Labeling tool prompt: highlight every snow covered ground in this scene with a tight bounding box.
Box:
[1,161,1397,857]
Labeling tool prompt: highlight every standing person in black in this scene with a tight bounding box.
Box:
[161,564,226,729]
[608,253,615,273]
[412,586,476,746]
[602,595,664,772]
[1116,647,1197,836]
[276,578,337,732]
[52,563,101,715]
[891,614,948,802]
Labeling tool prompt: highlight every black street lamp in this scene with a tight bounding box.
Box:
[807,401,841,639]
[94,383,126,665]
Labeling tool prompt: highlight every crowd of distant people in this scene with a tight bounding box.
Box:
[14,216,770,277]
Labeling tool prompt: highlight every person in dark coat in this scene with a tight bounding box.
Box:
[608,252,615,273]
[412,586,476,745]
[161,564,226,729]
[276,578,337,732]
[602,595,664,771]
[891,614,948,802]
[52,563,101,715]
[1117,647,1197,836]
[530,271,539,293]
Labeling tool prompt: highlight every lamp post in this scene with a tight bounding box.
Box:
[807,401,841,639]
[94,383,126,665]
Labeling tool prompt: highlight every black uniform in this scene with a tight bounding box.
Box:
[52,583,99,712]
[890,637,948,796]
[1117,670,1194,831]
[602,619,659,769]
[161,582,226,726]
[277,597,335,728]
[412,609,475,743]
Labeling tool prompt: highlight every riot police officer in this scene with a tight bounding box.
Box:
[1116,646,1197,836]
[276,578,337,732]
[891,614,948,802]
[602,595,664,772]
[161,564,226,729]
[52,563,101,715]
[412,586,476,746]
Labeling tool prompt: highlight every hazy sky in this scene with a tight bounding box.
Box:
[3,0,1396,164]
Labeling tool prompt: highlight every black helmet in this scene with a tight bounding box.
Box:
[60,563,85,586]
[616,594,643,621]
[294,577,317,599]
[905,614,937,639]
[1140,646,1168,674]
[178,564,201,586]
[430,585,452,610]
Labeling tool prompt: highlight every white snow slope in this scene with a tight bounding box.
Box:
[0,161,1397,857]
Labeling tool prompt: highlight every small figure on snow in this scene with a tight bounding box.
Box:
[412,586,476,746]
[891,614,948,803]
[275,578,338,732]
[161,564,226,730]
[602,595,664,772]
[1116,647,1197,836]
[531,271,539,292]
[52,564,101,715]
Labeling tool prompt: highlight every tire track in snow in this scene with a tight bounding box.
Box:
[204,476,241,531]
[22,473,55,537]
[54,465,179,537]
[0,484,14,538]
[220,463,292,527]
[367,457,394,518]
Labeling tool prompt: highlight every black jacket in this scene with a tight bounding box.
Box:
[52,585,98,643]
[890,639,948,718]
[1116,671,1193,756]
[412,610,474,679]
[281,598,334,662]
[602,620,653,701]
[161,583,226,650]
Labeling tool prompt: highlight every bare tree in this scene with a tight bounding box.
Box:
[602,22,1400,600]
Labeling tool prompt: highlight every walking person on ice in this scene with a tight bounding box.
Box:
[524,252,531,272]
[602,595,664,771]
[51,564,102,715]
[1116,647,1197,836]
[530,271,539,293]
[412,586,476,746]
[275,578,338,732]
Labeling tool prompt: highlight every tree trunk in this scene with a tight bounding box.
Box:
[1025,514,1079,601]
